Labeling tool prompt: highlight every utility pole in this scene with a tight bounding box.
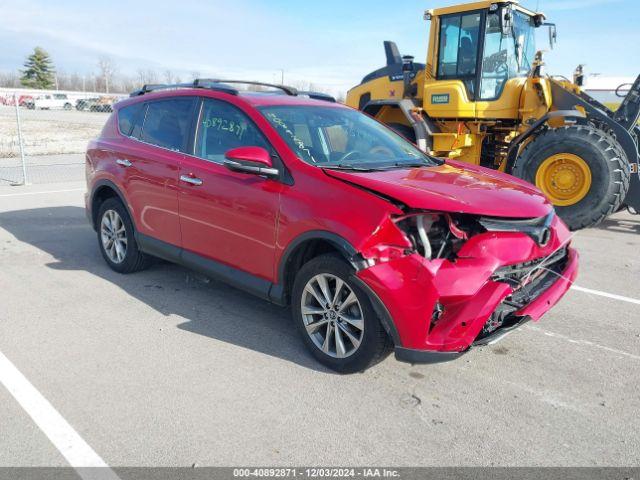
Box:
[280,69,284,85]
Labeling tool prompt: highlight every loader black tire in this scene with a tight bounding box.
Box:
[512,125,631,230]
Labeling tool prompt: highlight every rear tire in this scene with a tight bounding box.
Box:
[512,125,631,230]
[291,254,391,373]
[97,198,151,273]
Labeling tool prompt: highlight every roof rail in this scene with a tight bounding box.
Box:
[129,79,300,98]
[194,79,298,96]
[297,91,336,103]
[129,80,239,97]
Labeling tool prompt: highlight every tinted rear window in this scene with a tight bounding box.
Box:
[117,103,146,137]
[140,98,195,152]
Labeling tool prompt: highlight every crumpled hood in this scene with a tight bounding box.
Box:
[323,159,552,218]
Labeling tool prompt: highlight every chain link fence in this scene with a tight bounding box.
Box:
[0,89,124,185]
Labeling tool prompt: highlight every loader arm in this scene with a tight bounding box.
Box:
[613,74,640,132]
[549,78,640,212]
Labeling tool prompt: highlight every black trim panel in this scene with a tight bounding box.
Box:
[394,347,466,364]
[181,250,272,301]
[351,276,401,346]
[472,315,531,346]
[136,233,181,263]
[137,233,273,301]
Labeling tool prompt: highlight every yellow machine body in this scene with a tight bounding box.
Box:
[345,0,556,169]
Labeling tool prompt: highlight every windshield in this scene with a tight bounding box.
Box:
[259,105,438,170]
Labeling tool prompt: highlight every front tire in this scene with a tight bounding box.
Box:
[291,254,390,373]
[512,125,631,230]
[97,198,150,273]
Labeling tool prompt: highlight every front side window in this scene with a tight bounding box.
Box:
[195,99,271,164]
[437,12,482,97]
[260,105,437,169]
[140,98,195,153]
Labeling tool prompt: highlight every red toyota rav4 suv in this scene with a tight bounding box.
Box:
[85,80,578,373]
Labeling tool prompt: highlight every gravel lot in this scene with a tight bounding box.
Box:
[0,106,106,157]
[0,106,106,186]
[0,182,638,469]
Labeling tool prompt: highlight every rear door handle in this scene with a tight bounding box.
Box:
[180,174,203,186]
[116,158,132,167]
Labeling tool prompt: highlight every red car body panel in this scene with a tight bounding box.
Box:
[323,162,551,218]
[89,114,183,246]
[85,88,578,363]
[179,154,282,280]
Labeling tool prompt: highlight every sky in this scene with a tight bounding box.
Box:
[1,0,639,96]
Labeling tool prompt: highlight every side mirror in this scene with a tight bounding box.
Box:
[223,146,279,178]
[547,23,557,50]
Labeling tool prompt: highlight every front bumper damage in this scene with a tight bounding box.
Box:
[356,214,579,364]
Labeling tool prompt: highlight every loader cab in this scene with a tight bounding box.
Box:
[425,1,543,119]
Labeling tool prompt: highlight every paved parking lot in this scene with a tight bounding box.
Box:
[0,182,639,470]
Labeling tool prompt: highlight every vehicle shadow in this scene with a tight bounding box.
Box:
[596,214,640,234]
[0,206,330,372]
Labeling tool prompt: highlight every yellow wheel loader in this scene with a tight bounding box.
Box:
[346,0,640,230]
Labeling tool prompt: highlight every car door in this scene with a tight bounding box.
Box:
[116,97,196,247]
[178,97,282,282]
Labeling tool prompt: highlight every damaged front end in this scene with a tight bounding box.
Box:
[355,209,579,363]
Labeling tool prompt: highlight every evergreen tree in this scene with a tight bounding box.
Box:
[20,47,55,89]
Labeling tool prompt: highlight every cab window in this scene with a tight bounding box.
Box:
[479,10,536,100]
[195,99,271,164]
[437,12,481,98]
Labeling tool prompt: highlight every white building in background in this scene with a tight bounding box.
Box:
[583,75,635,104]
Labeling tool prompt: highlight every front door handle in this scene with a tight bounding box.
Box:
[116,158,132,167]
[180,174,203,186]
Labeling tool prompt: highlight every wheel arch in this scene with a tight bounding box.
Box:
[506,109,587,172]
[272,231,363,306]
[274,231,402,346]
[89,180,131,231]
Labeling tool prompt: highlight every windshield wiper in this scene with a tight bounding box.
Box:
[321,163,377,172]
[365,161,429,171]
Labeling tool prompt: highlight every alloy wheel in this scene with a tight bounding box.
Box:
[100,209,127,264]
[300,273,364,358]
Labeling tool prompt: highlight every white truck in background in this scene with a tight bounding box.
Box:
[32,93,73,110]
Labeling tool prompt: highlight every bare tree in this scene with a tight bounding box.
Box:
[137,68,159,86]
[97,57,117,93]
[161,70,182,85]
[0,71,21,88]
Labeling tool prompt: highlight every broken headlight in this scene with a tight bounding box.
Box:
[394,212,480,260]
